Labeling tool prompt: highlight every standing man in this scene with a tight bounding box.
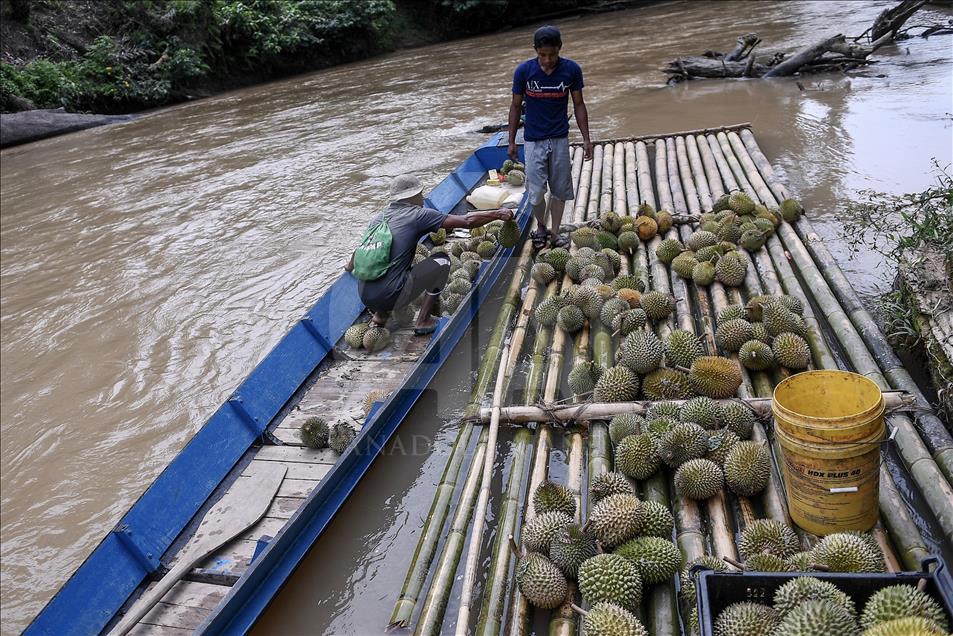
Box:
[508,25,592,250]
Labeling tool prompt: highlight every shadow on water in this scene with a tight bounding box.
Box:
[1,0,951,631]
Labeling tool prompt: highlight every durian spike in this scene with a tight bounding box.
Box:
[395,241,533,632]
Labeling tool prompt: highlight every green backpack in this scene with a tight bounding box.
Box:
[352,213,393,281]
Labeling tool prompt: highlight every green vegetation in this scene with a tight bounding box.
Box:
[1,0,604,113]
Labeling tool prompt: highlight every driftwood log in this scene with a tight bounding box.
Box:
[664,0,937,82]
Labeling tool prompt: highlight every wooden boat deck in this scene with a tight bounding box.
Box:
[121,317,444,633]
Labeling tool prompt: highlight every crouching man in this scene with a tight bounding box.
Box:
[346,175,514,335]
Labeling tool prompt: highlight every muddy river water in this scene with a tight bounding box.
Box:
[1,1,951,633]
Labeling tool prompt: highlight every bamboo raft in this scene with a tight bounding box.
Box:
[388,125,953,635]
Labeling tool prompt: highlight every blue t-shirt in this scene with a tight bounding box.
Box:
[512,57,584,142]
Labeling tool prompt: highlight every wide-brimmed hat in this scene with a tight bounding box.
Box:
[389,174,424,201]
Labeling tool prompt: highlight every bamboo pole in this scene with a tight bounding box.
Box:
[456,339,511,634]
[720,132,953,544]
[624,142,639,213]
[474,276,549,635]
[574,150,594,222]
[600,141,614,214]
[390,242,533,628]
[614,141,627,215]
[736,129,953,478]
[636,141,657,210]
[586,144,604,221]
[572,123,752,147]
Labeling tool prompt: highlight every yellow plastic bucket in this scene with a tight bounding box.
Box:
[772,370,885,535]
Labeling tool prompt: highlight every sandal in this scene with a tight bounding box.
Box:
[530,228,550,250]
[550,233,570,249]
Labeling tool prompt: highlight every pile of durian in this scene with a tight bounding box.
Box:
[715,293,813,372]
[342,217,522,352]
[514,479,680,635]
[710,577,949,636]
[655,192,805,290]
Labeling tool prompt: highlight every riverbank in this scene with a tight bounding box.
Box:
[0,0,647,147]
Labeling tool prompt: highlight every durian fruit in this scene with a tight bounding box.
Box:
[656,210,673,233]
[656,238,685,264]
[724,440,770,496]
[577,553,643,612]
[300,416,330,449]
[785,551,816,571]
[477,240,498,258]
[543,247,571,273]
[672,251,699,279]
[534,296,562,327]
[329,422,357,454]
[738,340,775,371]
[637,500,675,539]
[641,368,694,401]
[779,198,804,222]
[608,413,644,445]
[729,191,756,215]
[557,305,586,333]
[497,220,521,248]
[532,262,557,285]
[362,325,391,352]
[594,366,640,402]
[515,552,569,609]
[717,221,742,244]
[696,244,723,263]
[613,309,648,336]
[775,600,859,636]
[861,617,947,636]
[717,303,747,324]
[750,321,772,344]
[714,602,779,636]
[860,585,948,631]
[580,602,649,636]
[617,288,641,308]
[595,230,619,251]
[738,519,800,559]
[721,400,756,439]
[615,433,661,480]
[601,211,623,233]
[674,458,724,500]
[665,329,704,369]
[716,319,754,353]
[429,228,447,245]
[618,330,665,374]
[506,169,526,186]
[644,416,678,441]
[647,401,681,421]
[463,259,481,278]
[615,536,681,584]
[602,246,622,270]
[589,471,635,503]
[601,297,631,329]
[686,230,719,252]
[773,577,857,618]
[764,301,805,336]
[745,553,797,572]
[640,290,675,321]
[692,260,716,286]
[569,360,604,396]
[572,226,599,248]
[416,242,430,257]
[658,422,709,467]
[716,251,748,287]
[686,356,743,398]
[440,291,463,315]
[712,194,732,213]
[740,229,767,252]
[618,231,640,254]
[588,493,643,548]
[522,511,573,554]
[580,264,608,283]
[533,480,577,518]
[577,286,606,320]
[451,266,472,282]
[705,429,740,466]
[362,389,390,415]
[612,274,644,293]
[635,216,658,241]
[679,396,723,430]
[773,332,812,369]
[344,323,370,348]
[550,524,598,579]
[448,277,472,295]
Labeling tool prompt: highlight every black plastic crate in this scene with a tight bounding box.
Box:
[693,556,953,636]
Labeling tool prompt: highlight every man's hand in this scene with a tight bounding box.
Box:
[583,140,593,161]
[508,142,519,162]
[496,208,515,221]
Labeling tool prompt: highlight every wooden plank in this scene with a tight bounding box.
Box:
[242,458,333,481]
[345,327,430,361]
[128,623,192,635]
[151,580,227,610]
[122,580,227,634]
[141,602,210,631]
[253,445,339,464]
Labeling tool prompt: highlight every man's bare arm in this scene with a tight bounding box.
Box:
[507,93,523,161]
[571,89,593,161]
[442,208,514,230]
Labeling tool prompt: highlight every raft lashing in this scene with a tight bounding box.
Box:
[389,124,953,636]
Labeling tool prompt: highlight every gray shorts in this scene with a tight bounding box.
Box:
[524,136,574,206]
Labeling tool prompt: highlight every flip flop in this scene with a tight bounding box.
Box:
[530,229,550,250]
[414,323,438,336]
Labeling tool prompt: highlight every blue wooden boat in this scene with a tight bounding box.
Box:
[26,132,531,636]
